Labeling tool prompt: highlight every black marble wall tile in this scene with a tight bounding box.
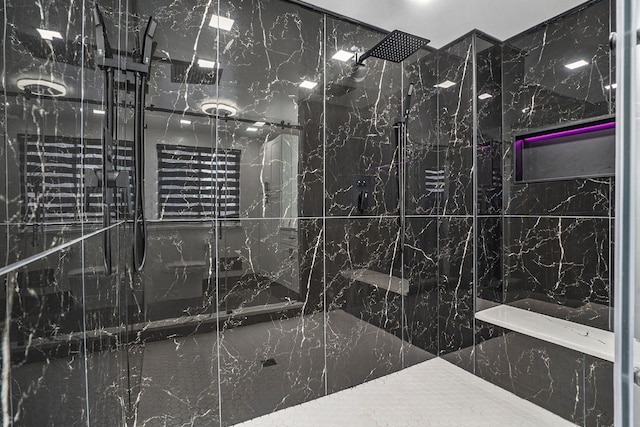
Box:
[325,18,402,217]
[141,224,215,321]
[2,0,102,268]
[438,216,474,356]
[4,235,130,426]
[438,37,474,216]
[504,217,610,329]
[404,216,439,355]
[324,217,432,393]
[475,323,585,425]
[502,0,613,217]
[298,219,324,315]
[405,51,441,216]
[585,356,614,427]
[477,216,502,304]
[298,99,325,218]
[476,37,503,215]
[325,217,402,331]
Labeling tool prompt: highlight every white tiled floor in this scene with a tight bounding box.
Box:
[236,357,575,427]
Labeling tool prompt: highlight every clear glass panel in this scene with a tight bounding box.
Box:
[215,0,324,424]
[3,0,91,269]
[3,229,130,425]
[615,0,639,424]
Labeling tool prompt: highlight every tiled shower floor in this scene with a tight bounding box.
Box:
[135,310,432,425]
[236,357,576,427]
[10,310,575,426]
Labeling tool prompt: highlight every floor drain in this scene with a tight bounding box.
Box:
[261,358,277,368]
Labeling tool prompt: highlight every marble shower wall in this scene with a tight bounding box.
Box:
[0,0,618,426]
[1,0,133,425]
[501,0,614,326]
[402,33,502,363]
[475,0,615,425]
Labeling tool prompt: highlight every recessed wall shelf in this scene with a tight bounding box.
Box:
[514,115,615,183]
[476,304,640,367]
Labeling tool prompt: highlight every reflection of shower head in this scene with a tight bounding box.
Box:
[357,30,430,65]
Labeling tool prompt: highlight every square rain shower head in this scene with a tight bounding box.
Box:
[365,30,430,63]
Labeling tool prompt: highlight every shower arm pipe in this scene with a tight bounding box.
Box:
[355,50,371,66]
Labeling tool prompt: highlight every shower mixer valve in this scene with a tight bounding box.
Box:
[353,175,371,214]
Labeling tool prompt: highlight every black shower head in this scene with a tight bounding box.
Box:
[327,31,428,98]
[357,30,430,65]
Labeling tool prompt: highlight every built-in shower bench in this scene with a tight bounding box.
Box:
[340,269,409,296]
[476,304,640,367]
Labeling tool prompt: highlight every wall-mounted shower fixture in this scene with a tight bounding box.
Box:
[328,30,428,98]
[393,82,415,254]
[94,5,158,273]
[355,30,430,66]
[352,175,372,214]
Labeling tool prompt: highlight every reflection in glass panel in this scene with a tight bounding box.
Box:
[4,230,129,426]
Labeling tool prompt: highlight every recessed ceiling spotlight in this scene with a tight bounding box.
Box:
[246,127,258,132]
[17,78,67,97]
[36,28,63,40]
[197,59,217,69]
[332,50,355,62]
[299,80,318,89]
[180,119,192,125]
[253,121,266,127]
[605,83,617,90]
[93,109,106,115]
[201,102,237,117]
[478,93,493,100]
[565,59,589,70]
[209,14,234,31]
[434,80,456,89]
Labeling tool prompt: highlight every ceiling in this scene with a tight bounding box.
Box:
[298,0,589,48]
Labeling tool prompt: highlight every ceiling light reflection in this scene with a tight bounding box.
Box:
[332,50,355,62]
[17,78,67,97]
[201,102,237,117]
[565,59,589,70]
[434,80,456,89]
[37,29,63,40]
[197,59,217,68]
[209,14,234,31]
[299,80,318,89]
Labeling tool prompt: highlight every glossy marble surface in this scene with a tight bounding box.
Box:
[0,0,617,426]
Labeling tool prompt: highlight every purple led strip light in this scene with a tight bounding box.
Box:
[520,121,615,144]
